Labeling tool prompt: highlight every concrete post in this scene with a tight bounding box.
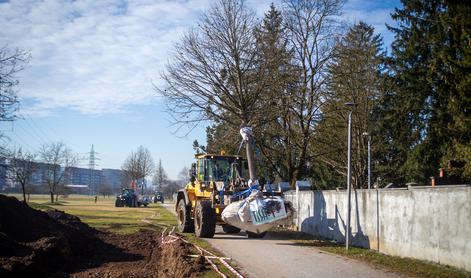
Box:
[346,110,352,250]
[368,138,371,190]
[376,189,380,251]
[362,132,372,190]
[296,183,300,230]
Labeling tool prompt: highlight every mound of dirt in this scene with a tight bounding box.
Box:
[0,195,206,277]
[0,194,69,242]
[72,230,206,278]
[0,195,98,277]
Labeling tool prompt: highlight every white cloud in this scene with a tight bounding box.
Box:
[1,0,397,116]
[1,0,213,115]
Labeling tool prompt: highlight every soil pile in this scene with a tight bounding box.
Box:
[0,195,205,277]
[0,195,99,277]
[72,230,206,278]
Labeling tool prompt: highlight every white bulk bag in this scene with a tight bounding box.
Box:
[221,190,295,234]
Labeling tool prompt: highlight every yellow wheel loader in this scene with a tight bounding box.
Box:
[176,127,286,238]
[175,153,269,238]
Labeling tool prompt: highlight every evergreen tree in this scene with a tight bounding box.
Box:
[205,118,239,155]
[374,0,443,184]
[434,1,471,182]
[253,3,298,182]
[314,22,385,189]
[192,140,206,155]
[377,0,470,184]
[153,159,168,190]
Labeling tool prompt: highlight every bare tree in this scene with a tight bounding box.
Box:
[99,183,113,198]
[7,148,36,203]
[0,45,30,155]
[121,145,155,185]
[121,170,133,189]
[263,0,343,184]
[177,166,189,184]
[38,142,78,203]
[0,45,30,122]
[159,0,268,180]
[161,180,181,200]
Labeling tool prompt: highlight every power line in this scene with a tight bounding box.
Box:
[21,112,52,143]
[16,120,47,146]
[7,129,35,152]
[20,111,55,142]
[1,110,51,153]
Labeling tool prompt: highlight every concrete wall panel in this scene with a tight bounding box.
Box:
[284,186,471,271]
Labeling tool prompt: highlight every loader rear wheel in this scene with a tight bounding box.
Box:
[222,224,241,234]
[246,231,267,238]
[194,201,216,238]
[177,199,194,233]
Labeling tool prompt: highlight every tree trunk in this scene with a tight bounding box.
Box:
[22,184,26,203]
[50,191,54,203]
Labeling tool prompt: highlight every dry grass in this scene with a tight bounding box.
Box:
[270,229,471,278]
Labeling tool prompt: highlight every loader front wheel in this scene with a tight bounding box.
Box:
[194,201,216,238]
[177,199,194,233]
[222,224,241,234]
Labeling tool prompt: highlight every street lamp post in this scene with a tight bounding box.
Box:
[345,102,355,250]
[363,132,371,190]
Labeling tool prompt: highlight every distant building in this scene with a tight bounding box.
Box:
[1,159,124,195]
[64,167,102,194]
[3,160,58,189]
[29,162,60,187]
[101,168,125,190]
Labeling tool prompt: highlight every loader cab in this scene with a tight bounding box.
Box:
[192,154,248,185]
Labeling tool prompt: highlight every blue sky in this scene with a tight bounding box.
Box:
[0,0,400,179]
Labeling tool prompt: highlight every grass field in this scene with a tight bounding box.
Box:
[10,194,176,234]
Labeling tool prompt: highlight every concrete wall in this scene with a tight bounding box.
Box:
[284,186,471,271]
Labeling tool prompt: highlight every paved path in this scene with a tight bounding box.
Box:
[162,203,400,278]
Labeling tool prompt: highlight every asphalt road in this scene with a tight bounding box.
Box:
[162,203,400,278]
